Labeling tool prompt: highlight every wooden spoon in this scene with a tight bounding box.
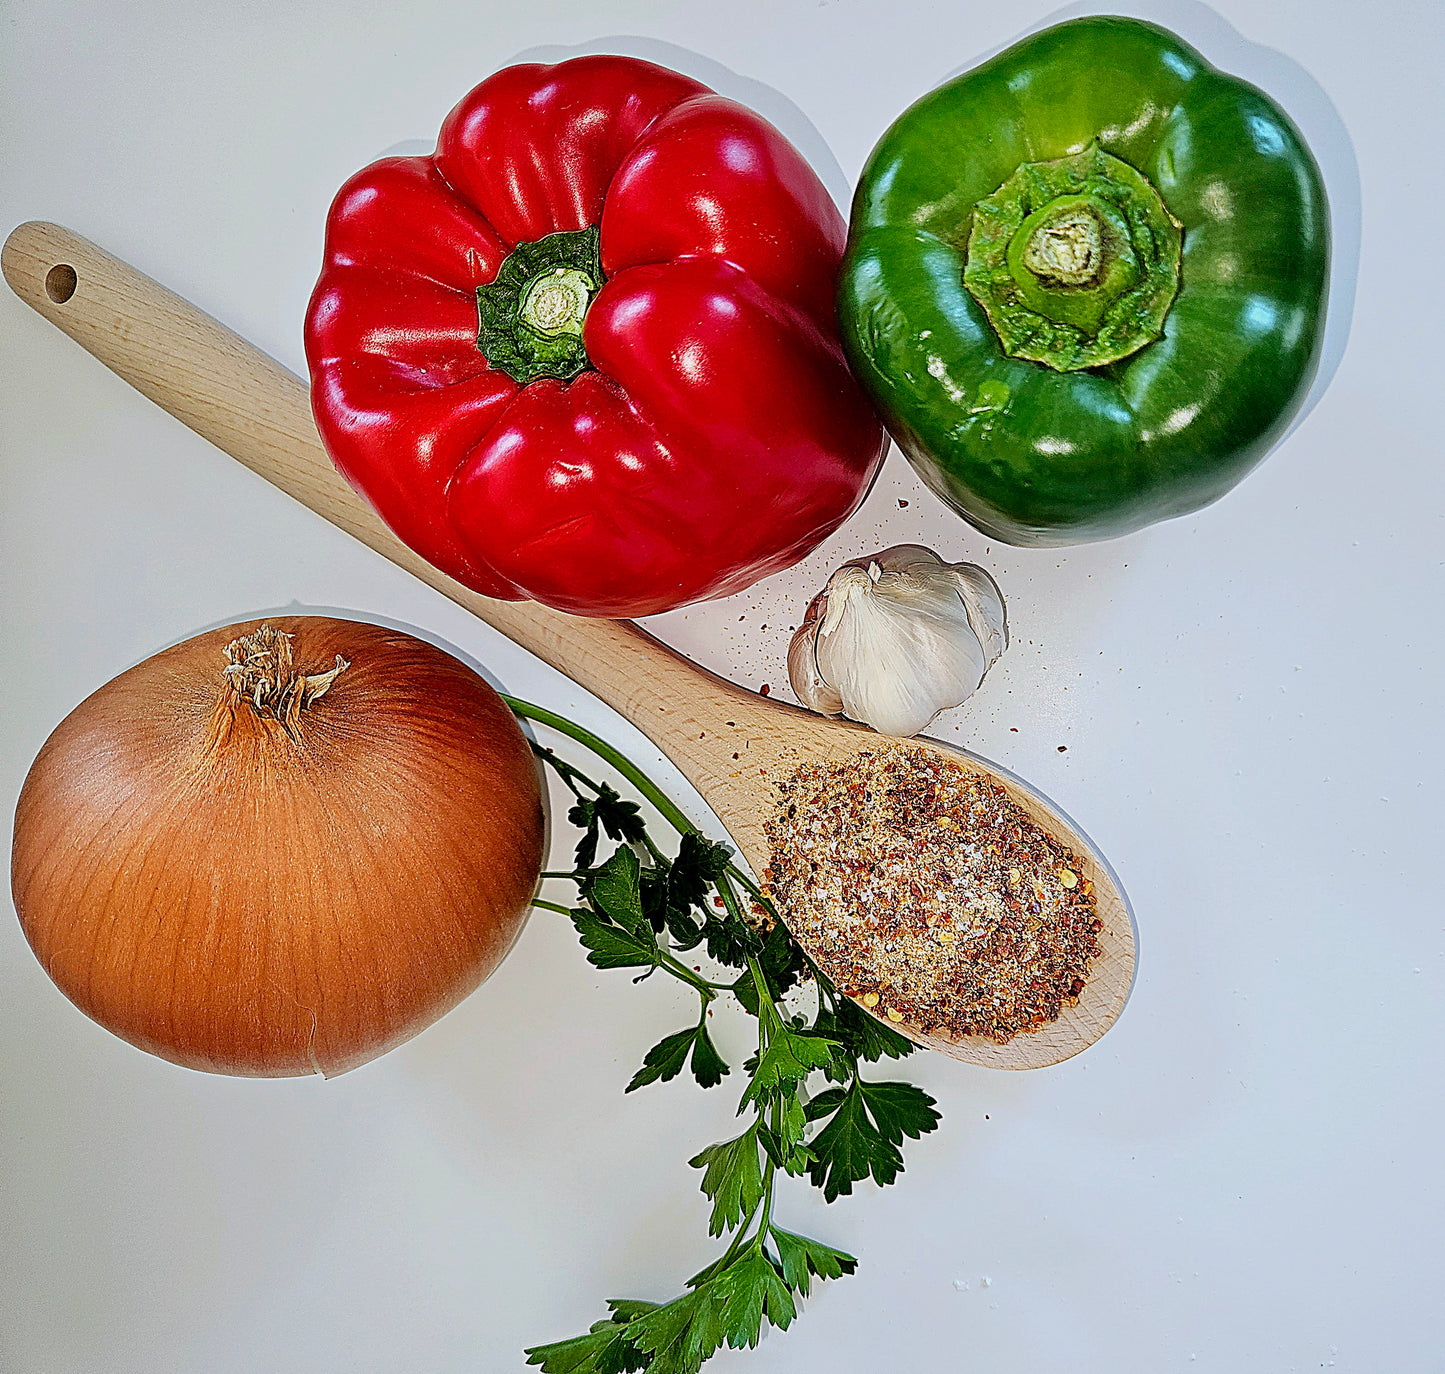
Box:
[3,220,1135,1069]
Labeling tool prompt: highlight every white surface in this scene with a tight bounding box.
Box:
[1,2,1441,1371]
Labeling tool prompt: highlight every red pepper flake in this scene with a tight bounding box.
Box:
[763,744,1100,1044]
[759,684,771,697]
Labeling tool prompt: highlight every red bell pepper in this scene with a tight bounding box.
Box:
[305,55,886,617]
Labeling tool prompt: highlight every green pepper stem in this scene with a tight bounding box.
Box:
[1023,205,1104,285]
[964,144,1182,371]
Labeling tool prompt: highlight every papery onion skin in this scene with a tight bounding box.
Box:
[10,617,545,1078]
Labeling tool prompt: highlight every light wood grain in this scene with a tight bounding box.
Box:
[3,219,1135,1068]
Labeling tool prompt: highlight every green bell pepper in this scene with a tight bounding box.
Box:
[838,16,1330,545]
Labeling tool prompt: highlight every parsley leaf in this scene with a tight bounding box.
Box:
[528,1228,851,1373]
[523,1327,617,1373]
[605,1300,660,1324]
[595,785,648,844]
[858,1079,940,1147]
[570,908,657,972]
[566,783,642,872]
[687,1022,730,1090]
[640,864,670,936]
[568,798,602,873]
[569,782,649,871]
[698,886,763,969]
[627,1022,730,1093]
[739,997,836,1111]
[586,846,650,938]
[524,1320,648,1374]
[667,833,733,917]
[712,1249,796,1349]
[759,920,809,1001]
[758,1094,811,1176]
[731,922,808,1017]
[662,902,704,951]
[814,992,917,1066]
[738,1029,835,1110]
[634,834,731,950]
[802,1086,847,1123]
[690,1125,764,1236]
[626,1027,697,1093]
[768,1226,857,1298]
[626,1287,725,1374]
[805,1078,940,1201]
[805,1081,898,1200]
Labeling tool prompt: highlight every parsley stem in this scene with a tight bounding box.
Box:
[513,697,777,930]
[530,897,574,917]
[531,893,729,995]
[717,1188,765,1268]
[657,948,722,1001]
[717,869,754,940]
[726,865,765,903]
[757,1135,778,1242]
[531,745,591,800]
[505,697,695,838]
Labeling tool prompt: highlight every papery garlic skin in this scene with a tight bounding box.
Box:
[787,545,1007,737]
[787,589,843,716]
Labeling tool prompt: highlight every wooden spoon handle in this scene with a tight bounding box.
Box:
[1,220,773,751]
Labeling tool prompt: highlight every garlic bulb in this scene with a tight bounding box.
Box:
[788,544,1007,737]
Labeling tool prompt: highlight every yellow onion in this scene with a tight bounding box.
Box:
[10,617,544,1077]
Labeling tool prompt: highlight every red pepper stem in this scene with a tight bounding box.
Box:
[520,267,592,337]
[475,225,604,384]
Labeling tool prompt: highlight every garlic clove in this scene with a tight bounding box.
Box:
[950,561,1007,666]
[786,544,1007,737]
[786,589,843,716]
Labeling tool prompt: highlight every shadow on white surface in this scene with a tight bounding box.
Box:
[372,38,851,215]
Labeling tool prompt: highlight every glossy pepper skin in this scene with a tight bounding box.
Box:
[306,56,886,617]
[838,17,1330,545]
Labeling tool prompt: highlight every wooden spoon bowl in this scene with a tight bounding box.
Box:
[3,220,1136,1070]
[685,707,1136,1069]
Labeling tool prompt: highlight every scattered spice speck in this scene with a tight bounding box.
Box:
[759,684,770,697]
[764,745,1101,1043]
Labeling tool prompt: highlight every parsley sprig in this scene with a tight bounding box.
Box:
[505,698,941,1373]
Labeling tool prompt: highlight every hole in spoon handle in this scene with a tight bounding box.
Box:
[45,263,77,303]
